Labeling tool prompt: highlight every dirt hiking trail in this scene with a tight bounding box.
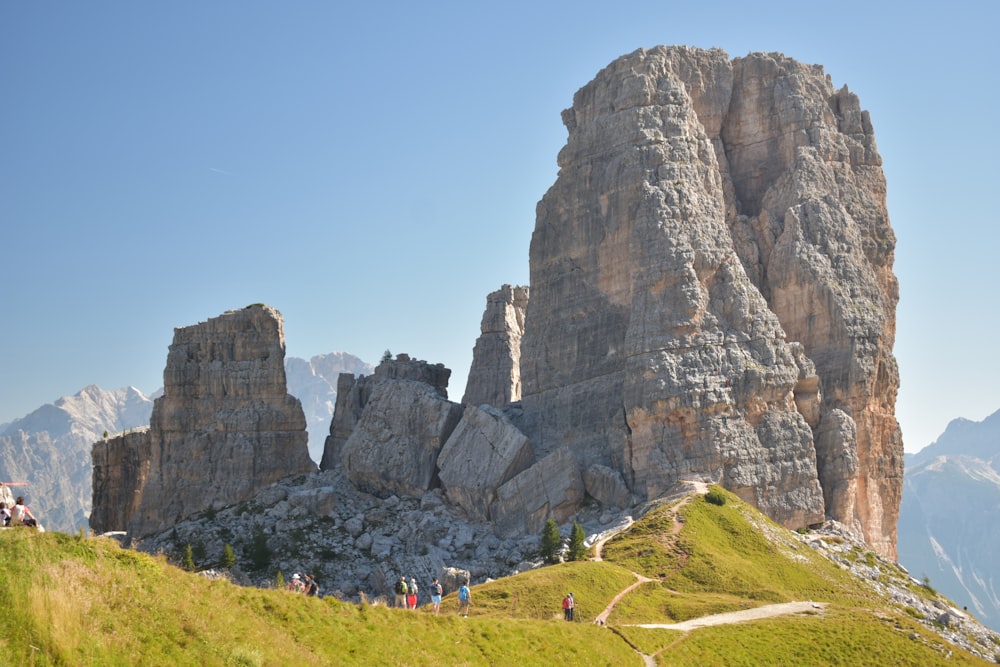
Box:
[586,481,826,665]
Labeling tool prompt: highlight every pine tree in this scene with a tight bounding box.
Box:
[221,543,236,569]
[248,529,272,571]
[540,518,563,564]
[275,571,286,590]
[182,543,195,571]
[566,520,587,561]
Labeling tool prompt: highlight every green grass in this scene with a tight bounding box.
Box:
[602,487,871,614]
[0,486,994,666]
[659,608,987,666]
[469,560,637,622]
[0,531,637,666]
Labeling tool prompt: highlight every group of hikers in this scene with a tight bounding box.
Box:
[287,573,319,596]
[394,575,468,616]
[0,496,37,528]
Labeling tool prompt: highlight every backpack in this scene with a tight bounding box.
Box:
[396,580,407,595]
[434,582,443,596]
[458,585,469,601]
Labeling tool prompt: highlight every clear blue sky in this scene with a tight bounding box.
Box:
[2,1,996,452]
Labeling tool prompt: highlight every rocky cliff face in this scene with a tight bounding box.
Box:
[467,46,902,557]
[462,284,529,407]
[90,427,151,534]
[119,305,314,538]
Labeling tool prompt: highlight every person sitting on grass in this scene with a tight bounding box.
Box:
[10,497,36,527]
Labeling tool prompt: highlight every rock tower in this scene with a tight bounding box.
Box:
[469,47,903,557]
[92,305,314,538]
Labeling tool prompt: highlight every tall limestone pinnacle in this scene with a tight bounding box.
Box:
[473,46,902,557]
[98,305,315,539]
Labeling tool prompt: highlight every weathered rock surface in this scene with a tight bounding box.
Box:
[326,357,584,539]
[90,427,151,534]
[321,354,452,471]
[583,464,633,509]
[723,50,903,557]
[490,46,901,557]
[463,284,529,407]
[123,305,314,539]
[437,404,535,520]
[340,378,463,498]
[491,447,585,537]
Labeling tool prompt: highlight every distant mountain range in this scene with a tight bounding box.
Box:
[284,352,374,462]
[897,409,1000,632]
[0,352,372,533]
[0,385,154,531]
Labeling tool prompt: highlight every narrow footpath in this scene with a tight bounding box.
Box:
[588,481,826,666]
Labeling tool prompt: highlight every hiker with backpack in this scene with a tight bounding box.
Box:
[304,574,319,597]
[430,578,443,614]
[394,576,408,608]
[457,581,471,617]
[407,577,418,609]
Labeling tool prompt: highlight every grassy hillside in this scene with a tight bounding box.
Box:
[1,488,996,666]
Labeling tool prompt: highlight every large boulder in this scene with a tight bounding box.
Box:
[490,447,584,537]
[437,404,535,520]
[340,379,463,498]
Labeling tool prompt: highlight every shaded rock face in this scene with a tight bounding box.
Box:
[123,305,314,539]
[503,46,900,557]
[491,447,584,537]
[340,379,464,498]
[462,285,529,407]
[90,427,151,534]
[319,354,452,472]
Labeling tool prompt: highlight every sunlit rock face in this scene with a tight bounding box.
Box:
[508,46,900,557]
[125,305,314,539]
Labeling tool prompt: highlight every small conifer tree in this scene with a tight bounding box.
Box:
[248,529,272,571]
[566,520,587,561]
[381,349,392,364]
[221,543,236,569]
[275,570,286,590]
[182,543,195,571]
[539,518,563,564]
